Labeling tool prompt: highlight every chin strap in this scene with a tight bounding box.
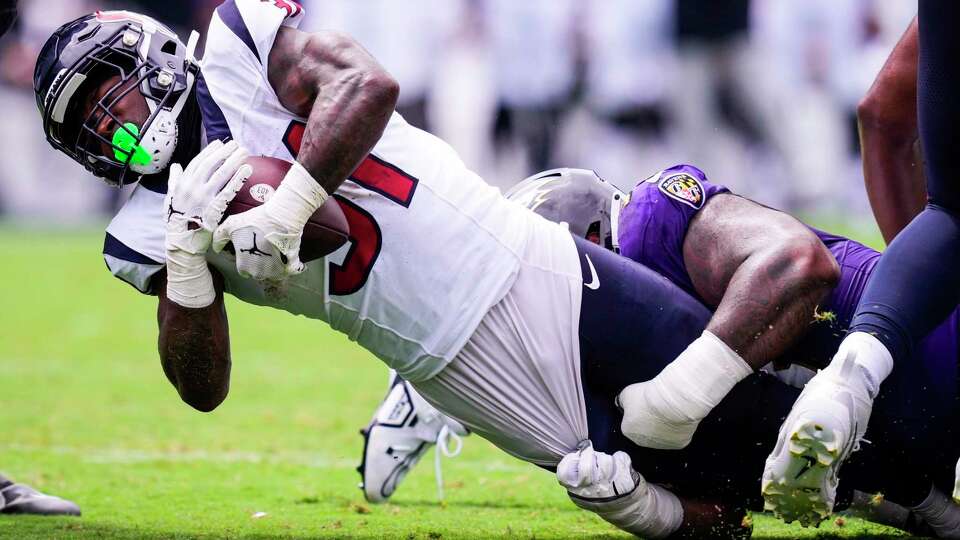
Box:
[185,30,199,63]
[609,190,626,254]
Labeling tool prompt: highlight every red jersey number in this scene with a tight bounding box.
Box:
[283,120,418,295]
[260,0,302,18]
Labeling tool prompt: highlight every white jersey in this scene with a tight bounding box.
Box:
[104,0,567,382]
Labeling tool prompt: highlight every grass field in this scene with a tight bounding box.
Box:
[0,224,925,539]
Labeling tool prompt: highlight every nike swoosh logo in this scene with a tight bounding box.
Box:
[584,253,600,290]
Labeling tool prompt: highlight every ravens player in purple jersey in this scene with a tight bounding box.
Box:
[365,160,960,537]
[505,165,960,538]
[0,0,80,518]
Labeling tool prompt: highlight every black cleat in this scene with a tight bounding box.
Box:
[0,478,81,516]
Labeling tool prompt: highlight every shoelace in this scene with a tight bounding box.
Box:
[433,424,463,500]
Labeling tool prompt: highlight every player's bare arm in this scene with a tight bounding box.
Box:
[156,271,232,412]
[683,193,840,369]
[268,27,399,195]
[619,187,840,451]
[158,140,251,411]
[858,18,925,244]
[213,28,399,280]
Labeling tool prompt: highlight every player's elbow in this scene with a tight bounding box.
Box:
[302,32,399,108]
[359,69,399,111]
[178,383,229,413]
[856,93,883,127]
[786,237,840,294]
[857,91,914,138]
[164,358,231,413]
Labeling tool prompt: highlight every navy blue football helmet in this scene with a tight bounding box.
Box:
[34,11,200,185]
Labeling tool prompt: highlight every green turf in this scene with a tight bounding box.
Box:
[0,225,925,538]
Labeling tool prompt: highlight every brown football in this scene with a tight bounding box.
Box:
[223,156,349,262]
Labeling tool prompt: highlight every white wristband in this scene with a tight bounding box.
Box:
[270,161,329,233]
[165,230,215,308]
[570,482,684,539]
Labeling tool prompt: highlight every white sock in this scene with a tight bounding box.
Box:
[835,332,893,399]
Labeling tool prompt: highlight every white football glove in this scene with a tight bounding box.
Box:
[164,139,251,308]
[212,160,328,282]
[557,446,640,500]
[557,445,683,539]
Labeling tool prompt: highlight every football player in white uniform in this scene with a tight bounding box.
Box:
[30,3,861,537]
[31,5,729,537]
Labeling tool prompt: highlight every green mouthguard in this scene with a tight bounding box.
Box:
[112,123,152,166]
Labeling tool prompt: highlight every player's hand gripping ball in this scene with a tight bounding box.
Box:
[214,156,349,280]
[163,139,251,308]
[164,139,251,256]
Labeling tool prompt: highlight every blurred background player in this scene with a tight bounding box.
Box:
[0,0,916,220]
[0,0,80,518]
[483,0,577,175]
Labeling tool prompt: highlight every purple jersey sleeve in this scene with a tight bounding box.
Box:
[617,164,729,301]
[618,166,960,412]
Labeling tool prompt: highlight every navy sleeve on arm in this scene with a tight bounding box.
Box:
[102,234,164,295]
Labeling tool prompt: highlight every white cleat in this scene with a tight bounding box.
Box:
[762,349,875,527]
[953,457,960,504]
[357,373,468,503]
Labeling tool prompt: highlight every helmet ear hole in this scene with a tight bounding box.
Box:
[160,40,177,55]
[586,221,602,245]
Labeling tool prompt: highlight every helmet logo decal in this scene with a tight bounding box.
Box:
[511,176,563,211]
